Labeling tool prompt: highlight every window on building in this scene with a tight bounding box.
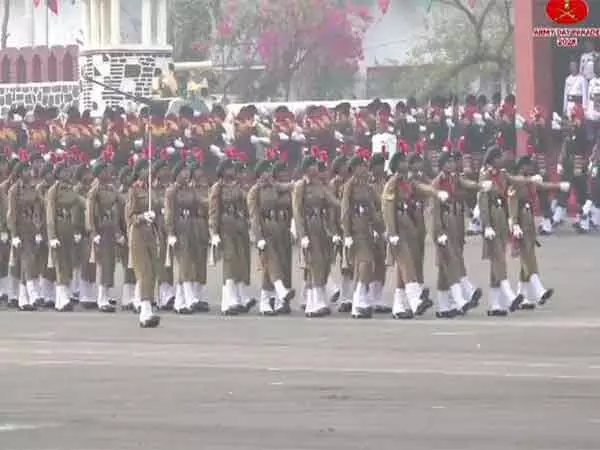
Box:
[16,56,26,83]
[1,56,10,83]
[32,55,42,82]
[48,53,58,81]
[63,52,74,81]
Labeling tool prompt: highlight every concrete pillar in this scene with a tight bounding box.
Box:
[24,0,35,46]
[81,0,91,47]
[156,0,167,45]
[89,0,100,47]
[98,0,107,46]
[141,0,153,45]
[110,0,120,45]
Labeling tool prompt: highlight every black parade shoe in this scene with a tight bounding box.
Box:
[192,301,211,313]
[538,288,554,306]
[299,303,306,311]
[392,311,414,320]
[175,307,193,315]
[351,307,373,319]
[261,309,278,317]
[0,294,7,305]
[374,305,393,314]
[239,298,257,314]
[337,302,352,313]
[573,222,589,234]
[283,289,296,304]
[518,303,536,311]
[222,307,240,316]
[305,307,331,318]
[509,294,524,312]
[43,301,56,309]
[421,287,431,301]
[139,315,161,328]
[436,310,458,319]
[415,298,434,316]
[121,304,135,312]
[159,297,175,311]
[7,298,18,309]
[487,309,509,317]
[56,303,74,312]
[19,304,36,312]
[329,290,340,303]
[34,298,45,308]
[80,302,98,310]
[275,302,292,315]
[108,299,117,306]
[99,304,116,313]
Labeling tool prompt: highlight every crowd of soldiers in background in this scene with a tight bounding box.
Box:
[0,91,595,327]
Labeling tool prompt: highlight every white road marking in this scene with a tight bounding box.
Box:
[431,332,475,336]
[0,423,58,432]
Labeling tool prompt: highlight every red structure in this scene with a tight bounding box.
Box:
[515,0,600,119]
[0,45,78,84]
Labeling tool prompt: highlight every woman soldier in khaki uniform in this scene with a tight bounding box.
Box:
[46,161,82,311]
[478,146,533,316]
[7,155,44,311]
[188,155,211,312]
[209,158,254,315]
[72,164,95,307]
[247,159,295,316]
[117,165,138,311]
[341,156,383,319]
[508,156,570,309]
[0,158,19,307]
[292,156,339,318]
[368,153,391,314]
[382,152,443,319]
[125,159,160,328]
[164,158,205,314]
[430,152,487,318]
[85,153,123,313]
[36,161,56,308]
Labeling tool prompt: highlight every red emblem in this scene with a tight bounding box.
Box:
[546,0,589,25]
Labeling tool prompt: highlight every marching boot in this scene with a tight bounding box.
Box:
[537,218,553,236]
[435,290,456,319]
[450,283,469,314]
[221,279,241,315]
[499,279,523,312]
[19,283,36,311]
[337,275,353,313]
[406,282,431,316]
[191,284,210,312]
[487,287,508,316]
[305,287,331,318]
[70,268,81,303]
[370,281,391,313]
[120,283,135,311]
[392,288,413,319]
[326,277,340,303]
[460,276,481,310]
[529,273,553,305]
[517,281,536,310]
[274,289,291,315]
[591,204,600,229]
[97,285,116,313]
[351,282,372,319]
[26,280,42,309]
[174,283,192,315]
[139,300,160,328]
[552,204,566,226]
[7,275,18,308]
[237,283,256,313]
[79,281,98,310]
[158,283,175,311]
[273,279,295,312]
[259,289,276,316]
[55,285,73,312]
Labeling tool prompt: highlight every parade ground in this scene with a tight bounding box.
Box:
[1,231,600,450]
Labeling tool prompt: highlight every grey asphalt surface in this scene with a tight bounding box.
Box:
[1,228,600,450]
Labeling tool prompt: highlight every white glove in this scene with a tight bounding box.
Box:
[134,138,143,149]
[437,234,448,246]
[419,125,427,133]
[0,232,8,243]
[530,174,543,184]
[93,137,102,149]
[167,235,177,247]
[290,219,297,240]
[49,238,60,248]
[389,235,399,246]
[210,234,221,246]
[557,164,563,175]
[332,234,342,244]
[73,233,82,244]
[444,106,453,117]
[210,144,224,158]
[445,118,454,128]
[250,135,260,145]
[259,136,270,144]
[344,236,353,248]
[406,115,416,123]
[143,210,156,223]
[551,120,562,131]
[174,138,184,149]
[512,224,523,239]
[116,234,126,245]
[484,227,496,240]
[278,132,289,141]
[93,234,101,244]
[373,230,379,239]
[484,111,492,121]
[34,233,43,244]
[592,166,598,178]
[473,113,484,126]
[559,181,570,192]
[480,180,493,192]
[300,236,310,249]
[291,131,305,142]
[256,239,266,250]
[11,236,21,248]
[437,190,449,202]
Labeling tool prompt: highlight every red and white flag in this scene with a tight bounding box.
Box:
[34,0,60,15]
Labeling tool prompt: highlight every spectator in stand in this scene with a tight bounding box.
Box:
[580,40,600,82]
[564,60,588,117]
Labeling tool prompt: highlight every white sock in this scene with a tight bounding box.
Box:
[139,300,153,321]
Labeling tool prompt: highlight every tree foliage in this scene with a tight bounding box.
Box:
[399,0,514,99]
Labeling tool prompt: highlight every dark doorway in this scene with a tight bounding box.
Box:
[1,56,10,83]
[62,52,74,81]
[16,56,26,83]
[48,53,57,81]
[32,55,42,82]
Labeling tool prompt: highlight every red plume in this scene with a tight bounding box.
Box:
[160,148,169,160]
[339,143,352,156]
[526,144,535,156]
[396,139,409,154]
[442,139,453,151]
[310,146,320,158]
[266,148,279,160]
[191,147,204,162]
[414,138,425,154]
[457,136,466,153]
[18,148,29,162]
[496,132,505,147]
[101,145,115,162]
[571,104,585,120]
[225,147,238,160]
[318,150,328,162]
[356,147,371,160]
[530,106,543,121]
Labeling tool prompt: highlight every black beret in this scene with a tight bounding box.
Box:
[272,160,287,174]
[331,155,347,174]
[301,156,318,171]
[408,153,423,165]
[254,159,273,176]
[483,145,502,166]
[132,158,148,178]
[12,161,30,176]
[370,153,386,168]
[39,162,53,178]
[348,156,365,170]
[388,151,406,174]
[52,161,67,178]
[216,158,235,178]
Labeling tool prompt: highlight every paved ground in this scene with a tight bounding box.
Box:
[1,229,600,450]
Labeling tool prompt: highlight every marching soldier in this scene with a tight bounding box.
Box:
[478,146,530,316]
[341,156,383,319]
[0,156,16,305]
[247,159,295,315]
[125,158,161,328]
[46,161,82,311]
[382,151,442,319]
[116,165,137,311]
[7,153,45,311]
[563,60,587,116]
[85,151,122,313]
[508,156,570,309]
[430,152,485,317]
[209,158,254,315]
[369,153,391,313]
[36,160,56,308]
[292,155,339,317]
